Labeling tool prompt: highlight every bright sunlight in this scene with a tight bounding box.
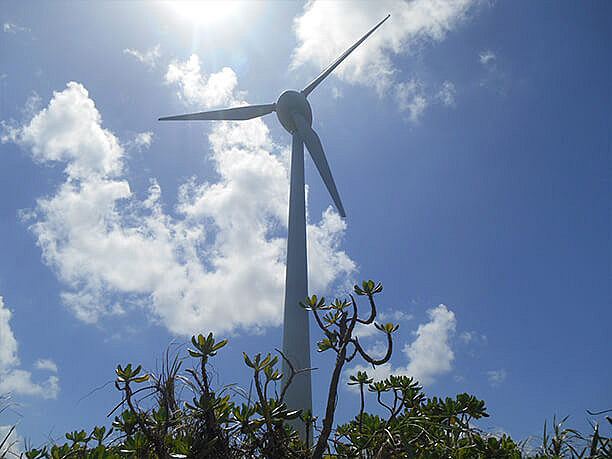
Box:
[165,1,247,26]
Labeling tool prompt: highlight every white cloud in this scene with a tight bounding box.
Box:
[130,131,153,151]
[123,44,161,68]
[34,359,58,373]
[478,49,508,93]
[352,322,379,340]
[459,330,475,343]
[307,208,356,293]
[4,66,354,335]
[292,0,476,94]
[0,298,60,399]
[402,304,456,383]
[396,79,428,122]
[291,2,478,120]
[3,22,29,34]
[349,304,456,387]
[2,82,122,179]
[0,370,59,399]
[437,80,456,106]
[459,330,487,344]
[165,55,238,107]
[379,310,413,322]
[479,50,496,65]
[487,368,506,387]
[366,340,388,359]
[0,297,19,372]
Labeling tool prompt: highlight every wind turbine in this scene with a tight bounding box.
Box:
[159,14,390,439]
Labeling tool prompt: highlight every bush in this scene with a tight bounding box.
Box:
[7,281,611,458]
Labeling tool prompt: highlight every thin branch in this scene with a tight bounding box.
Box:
[351,333,393,366]
[355,293,377,325]
[276,348,316,404]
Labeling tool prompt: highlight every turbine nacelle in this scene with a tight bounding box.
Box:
[159,13,391,220]
[276,90,312,134]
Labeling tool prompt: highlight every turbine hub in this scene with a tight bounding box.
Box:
[276,90,312,134]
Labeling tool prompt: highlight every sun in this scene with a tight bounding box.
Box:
[165,1,245,26]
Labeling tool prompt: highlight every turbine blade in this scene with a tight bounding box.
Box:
[301,14,390,97]
[159,103,275,121]
[293,113,346,217]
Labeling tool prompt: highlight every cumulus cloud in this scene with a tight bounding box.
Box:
[166,55,238,107]
[123,44,161,68]
[349,304,456,386]
[0,297,19,371]
[403,304,456,382]
[4,59,355,335]
[2,82,122,179]
[0,370,59,399]
[0,297,60,399]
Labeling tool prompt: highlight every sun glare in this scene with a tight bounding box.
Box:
[165,1,245,26]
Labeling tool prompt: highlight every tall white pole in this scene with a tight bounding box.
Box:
[281,133,312,442]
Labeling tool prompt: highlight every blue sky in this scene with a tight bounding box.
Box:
[0,0,610,453]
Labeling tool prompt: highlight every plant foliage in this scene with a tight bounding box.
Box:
[2,282,609,458]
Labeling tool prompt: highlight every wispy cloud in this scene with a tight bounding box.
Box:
[479,50,496,65]
[126,131,153,152]
[459,330,487,344]
[34,359,58,373]
[396,79,428,122]
[487,368,507,387]
[3,22,29,34]
[123,44,161,69]
[291,0,478,119]
[478,49,509,93]
[437,80,456,106]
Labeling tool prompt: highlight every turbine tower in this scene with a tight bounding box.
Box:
[159,15,389,439]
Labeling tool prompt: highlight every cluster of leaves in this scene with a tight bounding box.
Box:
[535,413,612,458]
[2,281,610,458]
[335,373,515,457]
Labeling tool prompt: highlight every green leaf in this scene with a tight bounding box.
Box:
[132,374,150,383]
[212,338,228,351]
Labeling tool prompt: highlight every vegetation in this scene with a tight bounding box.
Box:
[2,281,610,458]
